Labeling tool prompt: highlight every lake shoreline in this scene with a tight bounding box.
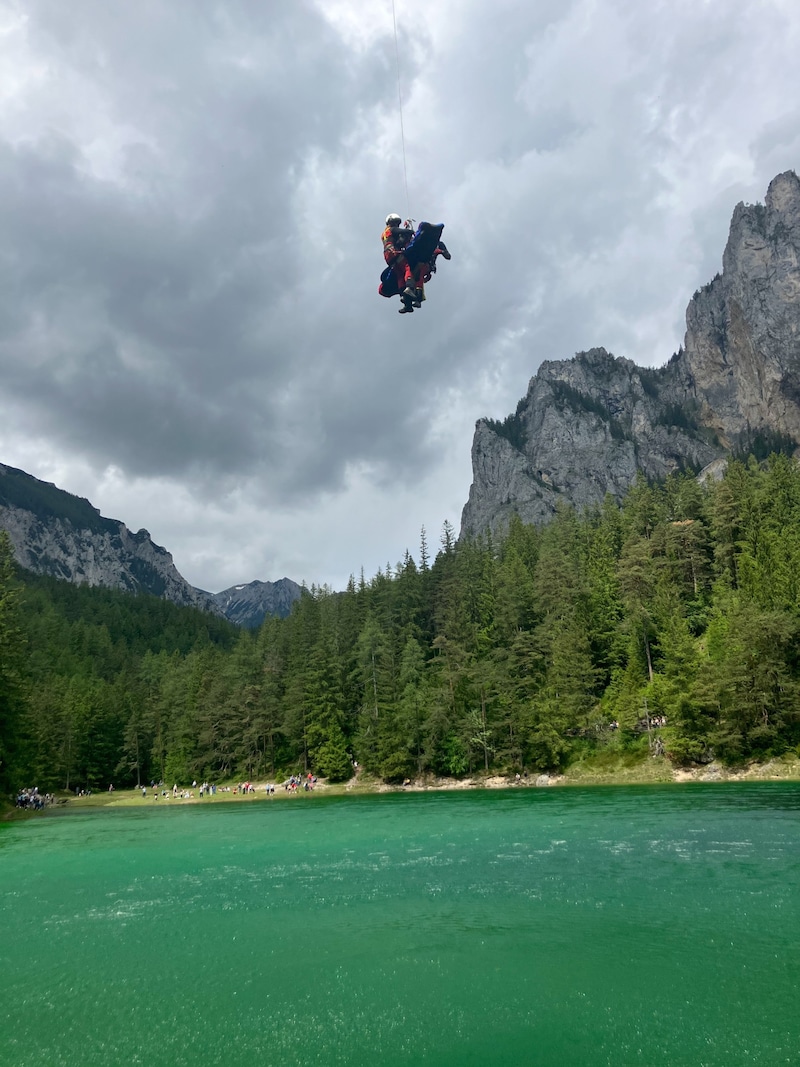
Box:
[6,753,799,818]
[363,754,800,792]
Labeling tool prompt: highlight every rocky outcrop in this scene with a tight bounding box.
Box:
[676,170,800,444]
[210,578,302,629]
[0,463,219,612]
[462,171,800,539]
[462,349,720,535]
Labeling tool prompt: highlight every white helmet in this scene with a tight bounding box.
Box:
[385,213,402,226]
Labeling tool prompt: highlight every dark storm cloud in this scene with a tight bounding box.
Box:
[0,0,424,497]
[2,0,800,591]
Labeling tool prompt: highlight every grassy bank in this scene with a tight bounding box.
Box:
[5,752,800,820]
[5,752,792,816]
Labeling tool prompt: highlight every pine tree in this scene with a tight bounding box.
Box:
[354,613,395,770]
[0,532,27,793]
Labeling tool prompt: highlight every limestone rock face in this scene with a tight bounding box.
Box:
[0,463,305,625]
[678,170,800,444]
[0,463,218,612]
[461,171,800,540]
[462,348,719,537]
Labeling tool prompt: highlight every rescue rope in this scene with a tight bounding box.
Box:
[391,0,411,219]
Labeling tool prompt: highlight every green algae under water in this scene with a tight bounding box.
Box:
[2,784,799,1067]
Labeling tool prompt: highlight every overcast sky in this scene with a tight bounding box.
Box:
[1,0,799,593]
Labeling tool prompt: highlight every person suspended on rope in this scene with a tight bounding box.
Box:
[379,216,451,314]
[381,213,418,313]
[410,222,451,305]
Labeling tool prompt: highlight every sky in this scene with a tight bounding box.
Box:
[1,0,800,594]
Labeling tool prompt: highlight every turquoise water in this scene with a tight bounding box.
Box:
[1,784,799,1066]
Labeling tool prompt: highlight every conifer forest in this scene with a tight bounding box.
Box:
[2,454,800,795]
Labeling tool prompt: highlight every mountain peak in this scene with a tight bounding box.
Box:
[765,168,800,212]
[210,577,302,628]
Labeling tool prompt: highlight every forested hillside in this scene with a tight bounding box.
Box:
[2,454,800,796]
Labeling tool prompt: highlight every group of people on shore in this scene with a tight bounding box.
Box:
[15,787,54,810]
[17,771,317,811]
[67,775,324,802]
[285,773,317,792]
[136,781,215,800]
[132,779,306,800]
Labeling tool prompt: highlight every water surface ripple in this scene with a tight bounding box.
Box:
[2,783,799,1065]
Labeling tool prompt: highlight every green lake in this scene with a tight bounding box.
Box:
[1,784,799,1066]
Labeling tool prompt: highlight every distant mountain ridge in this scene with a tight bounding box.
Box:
[0,463,301,625]
[461,170,800,538]
[210,578,302,629]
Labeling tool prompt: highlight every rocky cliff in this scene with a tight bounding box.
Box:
[676,171,800,443]
[461,171,800,539]
[0,464,301,624]
[0,463,220,612]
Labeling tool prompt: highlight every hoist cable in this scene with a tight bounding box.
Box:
[391,0,411,219]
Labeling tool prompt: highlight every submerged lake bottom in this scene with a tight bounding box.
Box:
[1,783,799,1066]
